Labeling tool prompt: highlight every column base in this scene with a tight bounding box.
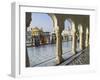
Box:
[72,50,76,54]
[55,56,63,64]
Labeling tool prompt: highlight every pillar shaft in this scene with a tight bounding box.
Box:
[72,22,76,54]
[80,32,83,50]
[72,31,76,54]
[26,48,30,67]
[85,28,89,47]
[79,25,83,50]
[55,27,63,64]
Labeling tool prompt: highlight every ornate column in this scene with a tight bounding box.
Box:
[79,24,83,50]
[72,22,76,54]
[49,14,63,64]
[55,26,63,64]
[85,28,89,47]
[26,12,31,67]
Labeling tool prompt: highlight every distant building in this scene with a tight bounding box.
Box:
[26,26,57,46]
[31,27,52,46]
[31,27,43,46]
[31,27,43,36]
[42,32,50,44]
[62,30,72,41]
[50,32,56,44]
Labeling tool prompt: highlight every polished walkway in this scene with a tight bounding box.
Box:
[27,41,80,67]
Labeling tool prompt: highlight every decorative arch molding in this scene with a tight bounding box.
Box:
[48,14,58,29]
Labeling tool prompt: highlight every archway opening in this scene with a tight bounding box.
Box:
[62,19,72,54]
[26,13,57,67]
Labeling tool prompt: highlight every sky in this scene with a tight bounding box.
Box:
[32,12,71,32]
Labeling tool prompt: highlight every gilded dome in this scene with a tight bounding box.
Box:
[32,27,43,32]
[31,27,43,36]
